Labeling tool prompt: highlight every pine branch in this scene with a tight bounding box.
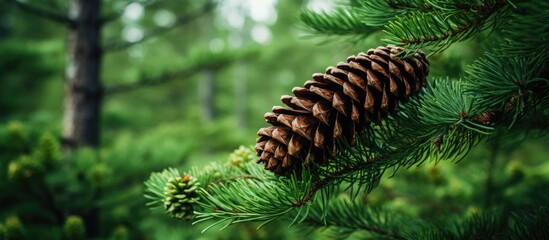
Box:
[498,0,549,56]
[299,7,379,38]
[103,50,244,95]
[465,54,549,127]
[384,0,509,54]
[143,0,549,236]
[303,199,407,240]
[403,208,510,239]
[4,0,74,25]
[292,179,326,207]
[507,207,549,240]
[358,0,433,27]
[259,80,497,213]
[103,1,215,52]
[192,167,313,231]
[22,180,65,224]
[306,80,494,197]
[99,1,134,25]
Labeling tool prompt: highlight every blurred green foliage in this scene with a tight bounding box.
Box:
[0,0,547,239]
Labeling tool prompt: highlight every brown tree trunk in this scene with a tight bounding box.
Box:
[63,0,102,149]
[63,0,102,237]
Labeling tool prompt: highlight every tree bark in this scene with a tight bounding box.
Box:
[63,1,102,236]
[63,0,102,149]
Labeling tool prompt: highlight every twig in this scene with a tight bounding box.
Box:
[103,59,231,95]
[302,210,403,239]
[292,156,384,207]
[401,0,507,44]
[207,175,259,189]
[23,180,65,224]
[5,0,74,25]
[102,2,215,52]
[292,179,329,207]
[359,225,403,239]
[99,1,133,25]
[387,0,433,11]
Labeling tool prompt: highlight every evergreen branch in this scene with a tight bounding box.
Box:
[292,179,326,207]
[4,0,74,25]
[207,175,258,188]
[99,1,137,25]
[465,54,548,127]
[103,1,215,52]
[310,80,492,196]
[507,207,549,240]
[21,180,65,225]
[103,50,245,95]
[104,64,220,95]
[383,0,509,54]
[386,0,432,10]
[303,198,409,240]
[403,208,510,239]
[189,80,499,230]
[498,0,549,56]
[291,158,384,208]
[193,162,316,230]
[429,0,506,12]
[459,209,509,239]
[144,168,180,212]
[358,0,433,27]
[299,7,379,37]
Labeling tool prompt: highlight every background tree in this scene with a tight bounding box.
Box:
[145,0,549,239]
[1,0,242,237]
[2,0,238,149]
[1,0,354,239]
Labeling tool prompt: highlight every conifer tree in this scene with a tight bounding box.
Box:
[145,0,549,239]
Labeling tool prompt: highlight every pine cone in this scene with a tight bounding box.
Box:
[255,46,429,176]
[163,174,200,219]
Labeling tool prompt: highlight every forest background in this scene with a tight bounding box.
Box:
[0,0,547,239]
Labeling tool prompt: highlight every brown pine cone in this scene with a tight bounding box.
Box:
[255,46,429,176]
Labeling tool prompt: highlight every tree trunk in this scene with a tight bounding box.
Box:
[63,0,102,237]
[63,0,102,149]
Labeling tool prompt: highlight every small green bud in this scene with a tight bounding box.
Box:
[89,163,110,187]
[145,168,201,219]
[8,156,44,181]
[203,163,222,177]
[63,215,85,240]
[507,160,525,185]
[427,164,443,184]
[227,145,256,168]
[4,216,25,240]
[163,175,200,219]
[0,223,6,240]
[34,133,60,168]
[110,225,129,240]
[465,205,480,217]
[7,122,23,138]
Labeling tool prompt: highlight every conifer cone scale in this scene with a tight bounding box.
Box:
[256,46,429,176]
